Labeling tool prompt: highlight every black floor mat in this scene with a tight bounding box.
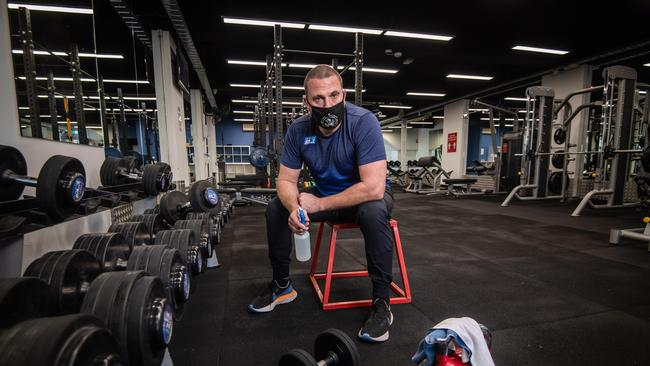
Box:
[169,194,650,366]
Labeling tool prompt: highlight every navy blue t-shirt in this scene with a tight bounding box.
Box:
[281,102,389,196]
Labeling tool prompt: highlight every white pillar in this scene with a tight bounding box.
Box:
[190,89,209,181]
[542,65,593,196]
[400,119,407,167]
[206,114,217,179]
[442,100,469,177]
[0,0,21,147]
[417,128,429,158]
[152,29,190,186]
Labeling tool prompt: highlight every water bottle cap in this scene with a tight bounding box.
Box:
[298,207,306,225]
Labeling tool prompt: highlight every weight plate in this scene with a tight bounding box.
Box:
[160,247,188,320]
[0,145,27,201]
[249,146,270,168]
[74,233,129,271]
[127,274,170,365]
[174,219,212,262]
[126,214,163,240]
[160,191,189,225]
[143,163,172,196]
[81,271,143,364]
[314,329,360,366]
[36,155,86,220]
[548,171,569,195]
[278,349,318,366]
[553,128,567,145]
[0,314,122,366]
[189,179,219,213]
[551,151,565,169]
[24,250,102,315]
[108,222,151,250]
[0,277,54,328]
[100,157,127,187]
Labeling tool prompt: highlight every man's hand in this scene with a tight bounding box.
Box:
[298,192,324,213]
[288,207,310,234]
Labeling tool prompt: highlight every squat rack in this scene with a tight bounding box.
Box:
[253,25,365,186]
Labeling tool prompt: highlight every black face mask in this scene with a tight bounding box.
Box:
[309,100,345,130]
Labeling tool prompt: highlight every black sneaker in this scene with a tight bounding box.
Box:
[247,280,298,313]
[358,298,393,342]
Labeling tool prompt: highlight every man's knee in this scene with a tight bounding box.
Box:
[356,199,389,225]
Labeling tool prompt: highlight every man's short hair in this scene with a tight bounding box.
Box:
[303,64,343,94]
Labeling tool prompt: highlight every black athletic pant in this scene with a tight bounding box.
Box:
[266,189,394,300]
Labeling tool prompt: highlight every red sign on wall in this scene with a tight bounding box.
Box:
[447,132,457,153]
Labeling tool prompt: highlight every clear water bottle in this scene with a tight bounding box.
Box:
[294,207,311,262]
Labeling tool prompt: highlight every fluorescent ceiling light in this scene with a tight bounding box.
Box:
[410,121,435,124]
[288,63,318,69]
[227,59,288,67]
[233,110,255,114]
[381,129,392,132]
[18,76,147,84]
[468,108,489,112]
[504,97,527,101]
[230,83,259,88]
[12,49,123,59]
[338,66,398,74]
[18,106,29,109]
[234,118,254,122]
[644,63,650,67]
[384,31,452,41]
[309,24,382,35]
[480,117,516,121]
[640,90,647,95]
[8,3,93,14]
[447,74,493,80]
[518,110,528,113]
[379,105,411,109]
[407,92,445,97]
[23,114,61,118]
[512,45,569,55]
[103,79,149,84]
[232,99,303,106]
[432,116,444,119]
[223,17,305,29]
[389,125,413,129]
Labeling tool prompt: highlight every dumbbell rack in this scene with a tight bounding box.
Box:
[0,195,157,278]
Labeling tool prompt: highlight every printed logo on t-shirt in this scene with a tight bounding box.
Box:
[303,136,317,145]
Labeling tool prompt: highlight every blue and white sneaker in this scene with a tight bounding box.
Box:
[358,298,393,342]
[248,280,298,313]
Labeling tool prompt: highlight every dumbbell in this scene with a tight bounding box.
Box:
[127,245,190,320]
[124,213,165,240]
[186,212,220,247]
[278,328,360,366]
[155,229,203,279]
[159,180,219,225]
[73,234,190,320]
[107,221,151,250]
[100,156,172,196]
[73,232,130,271]
[0,145,86,219]
[174,219,213,262]
[0,314,123,366]
[80,271,173,366]
[0,277,55,328]
[23,250,102,315]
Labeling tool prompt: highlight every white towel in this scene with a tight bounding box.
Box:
[433,317,495,366]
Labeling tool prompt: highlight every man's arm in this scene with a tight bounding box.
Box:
[276,164,301,213]
[299,160,386,212]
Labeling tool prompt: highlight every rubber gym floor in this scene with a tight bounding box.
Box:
[168,192,650,366]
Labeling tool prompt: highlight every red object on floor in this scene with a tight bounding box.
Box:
[308,219,412,310]
[436,354,468,366]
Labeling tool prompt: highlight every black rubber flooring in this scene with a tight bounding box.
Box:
[168,192,650,366]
